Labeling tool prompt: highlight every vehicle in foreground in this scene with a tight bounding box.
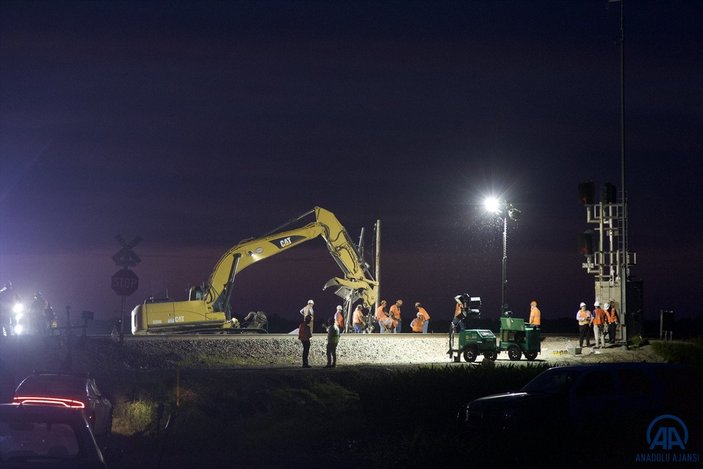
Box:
[12,373,112,436]
[456,362,701,465]
[0,403,107,468]
[458,362,697,433]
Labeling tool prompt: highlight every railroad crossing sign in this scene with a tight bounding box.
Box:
[111,268,139,297]
[113,235,142,268]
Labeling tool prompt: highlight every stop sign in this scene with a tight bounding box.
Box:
[111,268,139,296]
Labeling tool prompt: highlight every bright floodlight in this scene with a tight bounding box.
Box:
[483,196,503,214]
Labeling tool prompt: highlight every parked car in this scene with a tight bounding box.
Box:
[458,362,697,434]
[12,373,112,436]
[456,363,701,466]
[0,403,107,468]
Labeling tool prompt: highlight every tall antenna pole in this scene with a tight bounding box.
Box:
[618,0,628,342]
[374,219,381,314]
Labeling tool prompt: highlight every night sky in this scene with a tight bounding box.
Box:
[1,0,701,325]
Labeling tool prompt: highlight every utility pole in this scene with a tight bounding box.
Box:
[617,0,629,342]
[374,219,381,315]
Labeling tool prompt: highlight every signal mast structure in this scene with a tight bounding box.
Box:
[578,182,639,342]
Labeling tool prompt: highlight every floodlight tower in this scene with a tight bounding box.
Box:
[483,197,521,315]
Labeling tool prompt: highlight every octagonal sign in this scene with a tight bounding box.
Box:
[111,268,139,297]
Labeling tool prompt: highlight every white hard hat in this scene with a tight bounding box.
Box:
[594,301,600,307]
[579,302,586,307]
[336,305,343,310]
[604,303,610,309]
[308,299,314,304]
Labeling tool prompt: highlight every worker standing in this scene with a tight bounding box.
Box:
[334,305,344,333]
[452,296,466,332]
[298,314,312,368]
[324,318,340,368]
[576,302,592,348]
[528,300,541,328]
[352,305,365,333]
[375,300,390,333]
[415,302,430,334]
[592,301,607,348]
[389,299,403,333]
[605,302,619,344]
[300,299,315,334]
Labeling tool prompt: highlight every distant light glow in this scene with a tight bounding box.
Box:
[483,196,503,214]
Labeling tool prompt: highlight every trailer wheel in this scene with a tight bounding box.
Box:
[484,350,497,361]
[463,347,478,362]
[524,351,538,361]
[507,345,522,361]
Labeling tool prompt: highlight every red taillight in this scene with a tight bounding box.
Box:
[13,396,86,409]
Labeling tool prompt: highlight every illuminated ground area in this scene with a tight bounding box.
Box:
[0,333,664,378]
[0,335,689,469]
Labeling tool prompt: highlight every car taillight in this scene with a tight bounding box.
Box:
[13,396,86,409]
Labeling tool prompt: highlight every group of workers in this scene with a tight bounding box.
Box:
[295,297,432,368]
[576,300,619,348]
[373,299,431,334]
[297,299,342,368]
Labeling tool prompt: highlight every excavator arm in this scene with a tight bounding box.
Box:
[131,207,377,334]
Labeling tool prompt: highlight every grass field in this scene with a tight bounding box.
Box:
[100,340,703,468]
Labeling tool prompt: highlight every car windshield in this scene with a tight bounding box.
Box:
[521,368,583,395]
[17,376,86,398]
[0,420,80,462]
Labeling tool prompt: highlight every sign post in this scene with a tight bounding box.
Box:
[112,235,141,342]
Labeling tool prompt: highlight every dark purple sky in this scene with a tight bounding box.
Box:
[1,0,701,323]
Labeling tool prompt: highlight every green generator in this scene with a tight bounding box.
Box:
[447,317,541,363]
[447,328,498,362]
[497,317,540,361]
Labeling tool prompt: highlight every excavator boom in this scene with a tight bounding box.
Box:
[131,207,377,334]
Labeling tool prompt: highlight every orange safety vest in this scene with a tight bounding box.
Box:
[606,308,618,324]
[577,309,591,325]
[410,317,424,332]
[390,304,401,320]
[353,309,364,325]
[335,311,344,329]
[593,308,606,325]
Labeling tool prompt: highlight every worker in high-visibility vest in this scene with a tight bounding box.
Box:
[528,300,541,328]
[415,302,430,334]
[334,305,344,333]
[605,302,619,344]
[375,300,391,333]
[352,305,365,333]
[410,312,424,333]
[389,299,403,333]
[576,302,592,348]
[592,301,607,348]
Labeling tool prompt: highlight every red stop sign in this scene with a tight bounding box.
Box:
[111,269,139,296]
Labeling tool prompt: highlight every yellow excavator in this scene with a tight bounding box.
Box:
[131,207,378,334]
